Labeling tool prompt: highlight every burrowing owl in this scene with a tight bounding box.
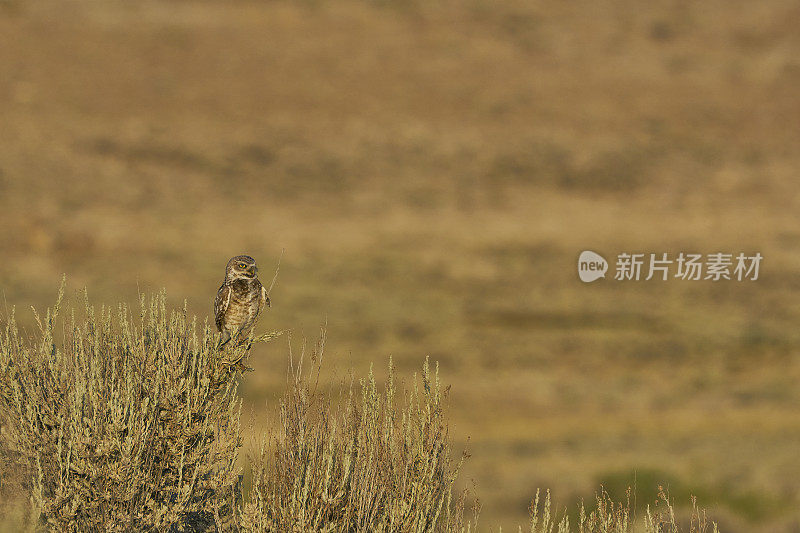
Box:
[214,255,270,347]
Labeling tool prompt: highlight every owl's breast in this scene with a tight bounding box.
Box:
[224,279,263,325]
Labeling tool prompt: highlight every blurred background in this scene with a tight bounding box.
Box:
[1,0,799,530]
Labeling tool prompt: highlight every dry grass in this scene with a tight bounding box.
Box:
[523,487,718,533]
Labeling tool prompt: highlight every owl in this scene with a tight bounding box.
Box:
[214,255,270,348]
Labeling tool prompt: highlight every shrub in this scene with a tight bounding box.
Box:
[0,283,244,532]
[0,284,717,532]
[240,335,473,532]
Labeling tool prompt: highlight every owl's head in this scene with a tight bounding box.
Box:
[225,255,258,281]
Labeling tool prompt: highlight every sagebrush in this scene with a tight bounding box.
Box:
[0,284,244,531]
[240,337,470,532]
[0,285,717,532]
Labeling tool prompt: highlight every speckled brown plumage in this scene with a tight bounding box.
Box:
[214,255,269,346]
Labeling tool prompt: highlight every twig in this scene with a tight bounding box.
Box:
[266,249,284,297]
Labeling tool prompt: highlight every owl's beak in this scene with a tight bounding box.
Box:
[247,265,258,277]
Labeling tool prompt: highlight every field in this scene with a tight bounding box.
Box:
[1,0,799,530]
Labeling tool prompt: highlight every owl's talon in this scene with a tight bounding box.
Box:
[236,361,254,372]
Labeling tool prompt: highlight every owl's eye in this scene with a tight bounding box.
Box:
[238,263,247,269]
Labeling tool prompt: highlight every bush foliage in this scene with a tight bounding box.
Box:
[0,285,717,532]
[0,284,243,531]
[240,341,469,532]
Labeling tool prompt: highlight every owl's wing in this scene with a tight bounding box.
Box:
[214,283,232,332]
